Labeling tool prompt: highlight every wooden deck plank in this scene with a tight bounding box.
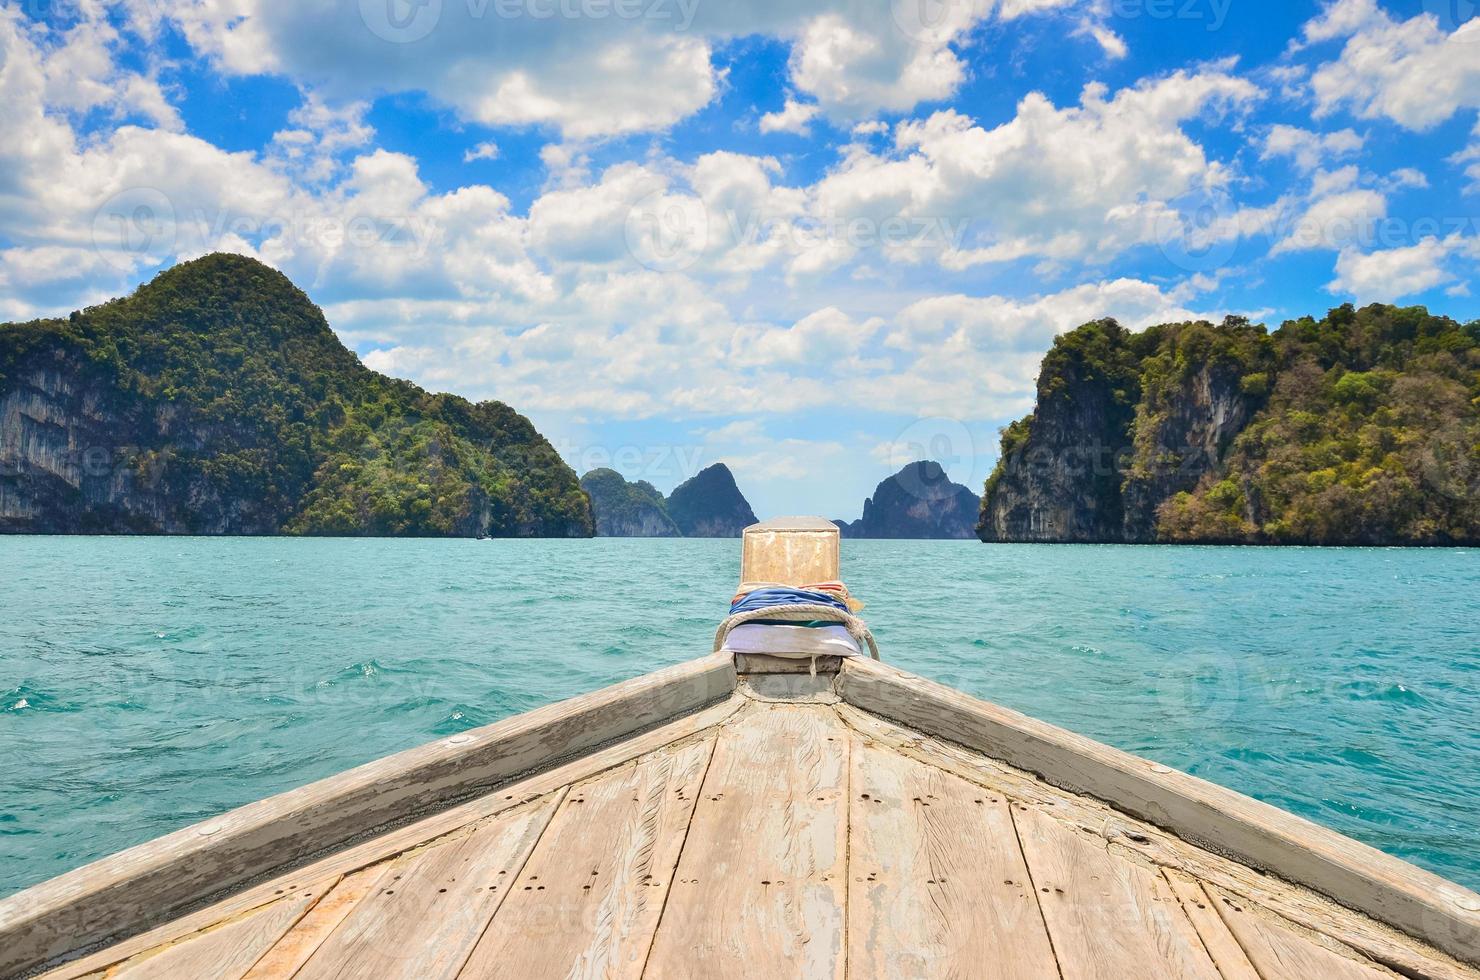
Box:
[41,697,743,980]
[107,879,333,980]
[1163,870,1261,980]
[293,793,563,980]
[1,656,737,979]
[1012,803,1221,980]
[834,703,1478,980]
[846,738,1058,980]
[1206,883,1398,980]
[642,703,850,978]
[458,736,716,979]
[240,864,391,979]
[837,659,1480,969]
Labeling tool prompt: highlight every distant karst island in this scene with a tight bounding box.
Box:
[580,463,757,538]
[980,306,1479,546]
[835,461,979,539]
[0,254,591,537]
[3,257,1474,545]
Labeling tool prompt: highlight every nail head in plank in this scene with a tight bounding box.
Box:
[846,738,1058,979]
[643,704,849,979]
[1206,882,1400,980]
[293,793,563,980]
[459,736,715,979]
[0,655,737,979]
[1163,868,1262,980]
[240,864,392,979]
[109,879,334,980]
[1012,804,1221,980]
[837,658,1480,968]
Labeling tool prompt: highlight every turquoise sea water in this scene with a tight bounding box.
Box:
[1,537,1477,897]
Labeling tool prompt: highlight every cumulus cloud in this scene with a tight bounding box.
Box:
[1269,181,1388,255]
[1453,123,1480,193]
[463,141,500,162]
[1328,237,1463,302]
[759,98,821,136]
[1304,0,1480,131]
[138,0,1087,139]
[1261,124,1364,173]
[804,69,1262,272]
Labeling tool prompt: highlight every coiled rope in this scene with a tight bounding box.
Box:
[712,602,881,661]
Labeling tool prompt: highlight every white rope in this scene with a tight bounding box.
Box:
[713,602,881,661]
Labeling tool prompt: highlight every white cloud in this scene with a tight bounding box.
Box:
[1304,0,1480,131]
[804,69,1261,272]
[269,94,374,184]
[463,141,500,163]
[1328,237,1461,302]
[1270,187,1387,254]
[1261,124,1363,173]
[727,307,883,367]
[142,0,1085,139]
[759,98,820,135]
[1453,123,1480,193]
[1083,23,1128,59]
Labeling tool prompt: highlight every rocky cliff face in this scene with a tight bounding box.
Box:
[580,468,680,536]
[978,319,1142,543]
[979,308,1480,545]
[0,254,593,537]
[1119,361,1259,540]
[665,463,757,537]
[838,461,978,538]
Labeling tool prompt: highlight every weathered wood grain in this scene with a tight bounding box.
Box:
[108,879,333,980]
[837,658,1480,968]
[240,864,391,979]
[734,653,845,675]
[294,793,562,980]
[1012,804,1220,980]
[846,738,1058,980]
[1206,882,1399,980]
[643,703,849,978]
[41,696,744,980]
[459,737,715,979]
[1163,869,1261,980]
[836,702,1478,980]
[740,518,840,586]
[2,655,736,978]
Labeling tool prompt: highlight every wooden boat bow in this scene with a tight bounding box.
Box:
[2,520,1477,978]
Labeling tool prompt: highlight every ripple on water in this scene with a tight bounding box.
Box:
[0,537,1476,898]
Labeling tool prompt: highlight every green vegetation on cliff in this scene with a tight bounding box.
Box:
[0,253,592,536]
[579,468,680,537]
[980,305,1480,545]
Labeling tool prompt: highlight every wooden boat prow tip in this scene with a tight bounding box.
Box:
[3,519,1478,979]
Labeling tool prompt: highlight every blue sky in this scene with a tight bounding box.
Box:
[2,0,1479,518]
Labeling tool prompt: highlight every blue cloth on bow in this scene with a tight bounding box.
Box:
[729,587,849,621]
